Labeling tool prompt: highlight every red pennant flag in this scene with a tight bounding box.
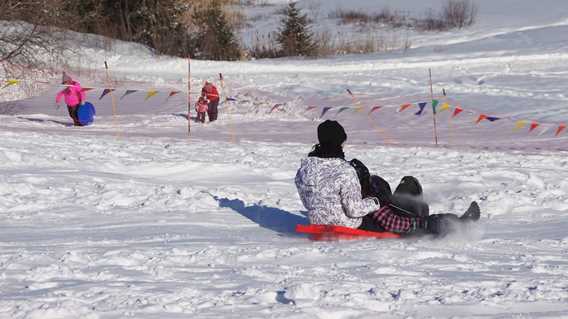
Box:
[399,104,411,112]
[529,121,540,132]
[555,123,567,137]
[451,106,463,118]
[269,104,283,113]
[368,106,382,115]
[476,114,487,124]
[305,106,317,112]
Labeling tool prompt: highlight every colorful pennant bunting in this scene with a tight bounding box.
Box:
[305,106,317,112]
[514,120,528,131]
[269,104,283,113]
[529,121,540,133]
[1,79,21,89]
[438,102,450,112]
[415,102,427,116]
[320,107,333,118]
[168,91,180,98]
[336,106,350,115]
[99,88,115,100]
[120,90,138,100]
[145,90,158,101]
[555,123,567,137]
[452,107,463,118]
[476,114,488,124]
[431,99,439,114]
[368,106,382,115]
[399,104,412,112]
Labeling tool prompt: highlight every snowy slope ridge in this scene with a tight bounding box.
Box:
[1,130,568,318]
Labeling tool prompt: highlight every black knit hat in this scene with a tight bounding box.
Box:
[317,120,347,146]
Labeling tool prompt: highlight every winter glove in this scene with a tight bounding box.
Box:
[349,158,372,197]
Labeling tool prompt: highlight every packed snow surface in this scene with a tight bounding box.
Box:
[1,0,568,318]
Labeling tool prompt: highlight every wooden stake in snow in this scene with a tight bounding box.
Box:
[429,69,439,146]
[104,61,118,129]
[187,57,191,136]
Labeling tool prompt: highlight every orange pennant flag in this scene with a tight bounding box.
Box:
[399,104,412,112]
[451,107,463,118]
[555,123,567,137]
[476,114,487,124]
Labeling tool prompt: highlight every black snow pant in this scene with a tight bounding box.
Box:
[207,100,219,122]
[67,105,82,126]
[197,112,206,123]
[359,175,429,232]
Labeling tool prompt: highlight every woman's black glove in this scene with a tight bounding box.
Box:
[349,158,372,197]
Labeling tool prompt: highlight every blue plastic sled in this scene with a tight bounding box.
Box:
[77,102,96,126]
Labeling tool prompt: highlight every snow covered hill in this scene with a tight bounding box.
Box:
[1,1,568,318]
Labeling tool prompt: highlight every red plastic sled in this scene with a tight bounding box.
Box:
[296,224,401,241]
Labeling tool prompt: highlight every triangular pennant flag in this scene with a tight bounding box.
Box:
[529,121,540,133]
[452,107,463,118]
[269,104,283,113]
[219,73,224,81]
[438,102,450,112]
[99,88,115,100]
[538,125,552,136]
[415,102,427,116]
[368,106,382,115]
[475,114,488,124]
[431,99,439,114]
[346,88,354,96]
[120,89,138,100]
[226,97,237,101]
[555,123,567,137]
[145,89,158,101]
[1,79,21,89]
[336,106,350,115]
[487,116,500,122]
[305,106,317,112]
[81,87,94,92]
[514,120,528,131]
[320,106,333,118]
[399,103,412,112]
[168,91,180,98]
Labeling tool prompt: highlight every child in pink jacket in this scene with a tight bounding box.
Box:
[195,96,209,123]
[56,73,85,126]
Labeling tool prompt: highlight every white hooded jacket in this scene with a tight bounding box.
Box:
[295,157,380,228]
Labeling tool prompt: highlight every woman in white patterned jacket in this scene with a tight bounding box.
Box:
[295,120,480,236]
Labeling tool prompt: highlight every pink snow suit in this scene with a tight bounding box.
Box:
[196,99,209,113]
[56,81,85,108]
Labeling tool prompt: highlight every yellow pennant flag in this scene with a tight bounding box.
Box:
[514,120,528,131]
[145,89,158,101]
[1,79,21,89]
[438,102,450,112]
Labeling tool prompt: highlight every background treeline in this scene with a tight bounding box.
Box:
[1,0,478,64]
